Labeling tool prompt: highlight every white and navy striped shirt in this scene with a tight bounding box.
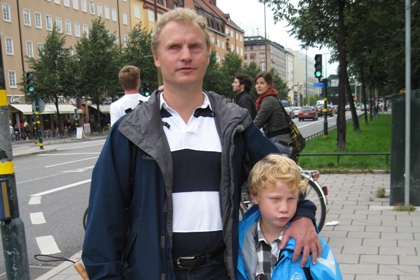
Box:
[160,92,224,257]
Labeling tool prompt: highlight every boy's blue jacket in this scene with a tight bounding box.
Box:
[237,206,342,280]
[82,90,316,279]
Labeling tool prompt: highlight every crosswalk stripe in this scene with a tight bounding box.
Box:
[36,235,61,255]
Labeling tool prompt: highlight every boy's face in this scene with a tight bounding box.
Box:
[251,179,298,234]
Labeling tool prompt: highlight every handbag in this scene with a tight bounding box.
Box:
[278,100,306,157]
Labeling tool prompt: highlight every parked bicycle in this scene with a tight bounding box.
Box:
[240,167,328,232]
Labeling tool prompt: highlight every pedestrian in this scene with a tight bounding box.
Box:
[237,154,342,280]
[82,8,320,279]
[232,73,257,120]
[253,71,293,158]
[10,124,14,142]
[110,65,149,126]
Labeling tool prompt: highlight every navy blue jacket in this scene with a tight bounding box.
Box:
[82,90,315,279]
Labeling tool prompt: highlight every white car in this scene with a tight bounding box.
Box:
[284,107,295,119]
[291,106,301,116]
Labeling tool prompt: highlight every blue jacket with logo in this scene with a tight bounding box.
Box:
[237,206,342,280]
[82,90,316,279]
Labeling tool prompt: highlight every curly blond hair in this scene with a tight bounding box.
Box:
[248,154,307,198]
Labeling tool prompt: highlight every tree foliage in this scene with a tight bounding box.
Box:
[74,18,122,127]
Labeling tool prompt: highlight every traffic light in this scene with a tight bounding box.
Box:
[314,54,322,79]
[26,72,35,93]
[142,83,150,97]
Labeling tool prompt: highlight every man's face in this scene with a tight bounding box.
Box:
[153,21,210,89]
[231,78,243,93]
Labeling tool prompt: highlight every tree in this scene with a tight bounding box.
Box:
[122,22,157,92]
[203,51,225,94]
[243,61,262,100]
[219,51,244,99]
[270,68,288,100]
[75,18,122,130]
[24,26,75,131]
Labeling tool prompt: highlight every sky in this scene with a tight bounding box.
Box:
[217,0,338,76]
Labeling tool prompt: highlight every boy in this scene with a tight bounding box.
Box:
[237,155,342,280]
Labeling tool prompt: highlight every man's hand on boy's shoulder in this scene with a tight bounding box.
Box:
[281,217,321,267]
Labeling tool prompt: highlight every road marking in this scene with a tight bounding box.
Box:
[45,157,98,168]
[29,196,42,205]
[30,212,46,224]
[36,236,61,254]
[30,179,91,197]
[62,166,94,173]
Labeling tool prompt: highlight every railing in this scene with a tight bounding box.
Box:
[299,152,391,165]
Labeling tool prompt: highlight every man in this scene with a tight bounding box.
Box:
[232,73,257,120]
[110,65,149,126]
[82,8,320,279]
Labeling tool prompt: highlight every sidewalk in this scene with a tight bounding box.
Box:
[7,138,419,279]
[32,173,419,279]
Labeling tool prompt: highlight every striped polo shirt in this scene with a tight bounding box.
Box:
[160,92,224,257]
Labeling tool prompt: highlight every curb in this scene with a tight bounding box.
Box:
[14,148,58,158]
[35,251,83,280]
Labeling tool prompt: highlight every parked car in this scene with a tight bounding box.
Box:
[298,106,318,121]
[284,106,295,119]
[318,105,335,117]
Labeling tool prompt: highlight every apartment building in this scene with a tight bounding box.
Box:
[243,36,288,82]
[1,0,131,100]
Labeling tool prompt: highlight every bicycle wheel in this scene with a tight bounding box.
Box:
[83,207,88,230]
[303,179,327,232]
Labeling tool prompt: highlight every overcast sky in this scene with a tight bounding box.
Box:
[217,0,338,76]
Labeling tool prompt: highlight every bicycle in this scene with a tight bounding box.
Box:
[239,167,328,232]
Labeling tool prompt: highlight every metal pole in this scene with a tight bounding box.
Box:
[0,40,30,280]
[404,0,411,206]
[264,0,268,71]
[323,78,329,138]
[306,48,308,105]
[154,0,163,86]
[33,91,44,150]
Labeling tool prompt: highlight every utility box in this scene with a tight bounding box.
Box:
[390,90,420,205]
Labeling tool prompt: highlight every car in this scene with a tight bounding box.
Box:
[284,106,295,119]
[298,106,318,121]
[291,106,301,117]
[318,105,335,117]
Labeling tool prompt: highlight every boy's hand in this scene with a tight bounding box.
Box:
[281,217,321,267]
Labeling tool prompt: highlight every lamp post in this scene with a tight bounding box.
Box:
[264,0,268,71]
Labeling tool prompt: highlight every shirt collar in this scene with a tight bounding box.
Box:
[256,217,284,245]
[159,91,213,112]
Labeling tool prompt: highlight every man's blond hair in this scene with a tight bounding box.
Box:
[151,8,211,54]
[248,154,307,198]
[118,65,140,91]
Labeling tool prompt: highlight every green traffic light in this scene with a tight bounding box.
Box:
[28,86,35,92]
[315,70,322,78]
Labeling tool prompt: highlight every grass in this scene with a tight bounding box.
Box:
[393,204,416,212]
[298,114,391,173]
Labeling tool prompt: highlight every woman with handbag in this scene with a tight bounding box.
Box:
[253,71,293,158]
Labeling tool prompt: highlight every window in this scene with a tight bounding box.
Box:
[3,3,11,22]
[260,45,265,50]
[111,8,116,21]
[236,46,239,54]
[26,41,34,57]
[89,0,95,14]
[222,41,225,49]
[46,14,53,30]
[9,71,17,88]
[104,6,109,19]
[81,0,87,12]
[260,62,266,71]
[23,9,31,26]
[240,35,243,42]
[236,33,238,40]
[83,24,89,38]
[35,12,42,28]
[56,17,62,33]
[64,0,70,7]
[250,54,255,59]
[37,43,44,57]
[123,12,127,25]
[73,0,79,10]
[134,5,140,19]
[74,22,80,37]
[55,0,61,4]
[259,54,266,59]
[225,27,229,35]
[97,3,102,17]
[217,39,220,47]
[5,37,14,55]
[244,54,247,60]
[148,9,154,22]
[65,19,71,35]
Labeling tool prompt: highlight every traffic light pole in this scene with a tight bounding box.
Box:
[322,78,329,138]
[0,91,31,280]
[33,91,44,150]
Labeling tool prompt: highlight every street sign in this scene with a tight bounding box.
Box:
[32,99,46,113]
[313,82,331,88]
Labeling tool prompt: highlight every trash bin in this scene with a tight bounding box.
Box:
[390,90,420,205]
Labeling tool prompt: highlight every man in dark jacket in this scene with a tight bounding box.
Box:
[82,8,321,280]
[232,73,257,120]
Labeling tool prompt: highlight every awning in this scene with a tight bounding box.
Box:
[90,104,110,114]
[10,104,82,115]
